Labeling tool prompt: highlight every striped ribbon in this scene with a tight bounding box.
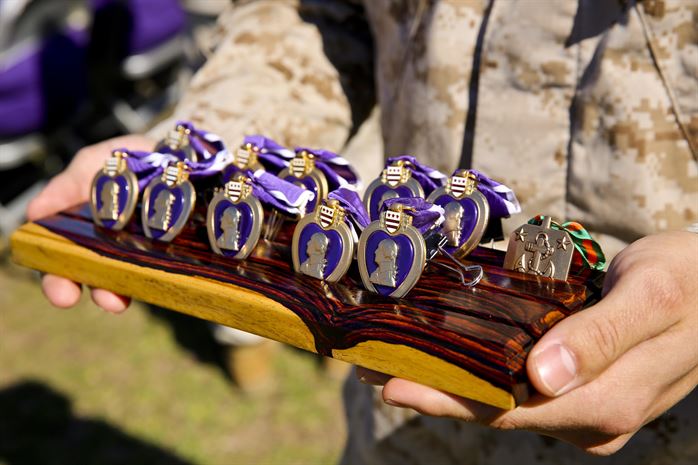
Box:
[528,215,606,270]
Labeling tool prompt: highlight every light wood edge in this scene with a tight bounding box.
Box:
[10,223,316,352]
[332,341,516,410]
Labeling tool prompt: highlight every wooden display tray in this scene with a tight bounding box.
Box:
[10,204,604,409]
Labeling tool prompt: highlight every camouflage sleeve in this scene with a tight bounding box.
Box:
[638,0,698,156]
[149,0,375,153]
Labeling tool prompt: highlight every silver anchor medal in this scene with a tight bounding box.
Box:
[232,141,264,171]
[363,160,424,222]
[141,161,196,242]
[358,204,427,298]
[278,150,328,214]
[292,199,355,282]
[154,124,196,161]
[427,170,489,258]
[503,216,574,281]
[90,150,139,231]
[206,174,264,259]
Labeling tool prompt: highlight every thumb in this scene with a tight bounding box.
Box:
[526,266,681,397]
[26,171,86,221]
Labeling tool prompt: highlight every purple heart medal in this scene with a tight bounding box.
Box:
[230,135,295,174]
[358,197,483,298]
[142,129,233,242]
[154,123,197,162]
[89,150,140,230]
[206,174,262,259]
[363,156,447,222]
[292,187,369,282]
[426,170,520,258]
[141,161,197,242]
[279,147,360,214]
[89,148,179,231]
[154,121,230,163]
[207,170,315,258]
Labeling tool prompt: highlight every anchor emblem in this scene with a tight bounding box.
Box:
[515,231,556,277]
[503,216,574,281]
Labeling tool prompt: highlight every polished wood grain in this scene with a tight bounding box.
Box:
[10,204,604,409]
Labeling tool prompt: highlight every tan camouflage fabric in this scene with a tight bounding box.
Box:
[152,0,698,463]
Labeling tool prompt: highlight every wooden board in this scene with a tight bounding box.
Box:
[10,204,604,409]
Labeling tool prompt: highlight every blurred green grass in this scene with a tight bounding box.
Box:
[0,263,347,465]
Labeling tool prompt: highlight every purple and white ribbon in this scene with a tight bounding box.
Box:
[184,150,234,180]
[125,143,232,187]
[327,187,370,234]
[248,169,315,217]
[243,135,295,173]
[295,147,361,190]
[177,121,228,161]
[381,197,445,235]
[131,121,233,183]
[118,149,170,190]
[467,169,521,218]
[387,155,447,195]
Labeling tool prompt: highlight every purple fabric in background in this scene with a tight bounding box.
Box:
[0,53,44,136]
[381,197,445,234]
[0,27,88,137]
[387,155,447,195]
[328,187,370,231]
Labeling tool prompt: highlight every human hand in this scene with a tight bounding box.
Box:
[26,135,156,313]
[358,231,698,455]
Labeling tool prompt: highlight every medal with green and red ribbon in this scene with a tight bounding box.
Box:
[528,215,606,271]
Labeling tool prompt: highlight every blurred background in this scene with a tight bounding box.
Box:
[0,1,347,463]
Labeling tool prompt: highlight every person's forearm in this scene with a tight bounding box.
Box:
[150,0,369,153]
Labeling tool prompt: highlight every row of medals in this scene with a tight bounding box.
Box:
[90,131,575,299]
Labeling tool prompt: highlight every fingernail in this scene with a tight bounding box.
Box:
[385,398,406,408]
[358,372,390,386]
[533,344,577,396]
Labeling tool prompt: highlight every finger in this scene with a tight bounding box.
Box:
[89,288,131,314]
[382,378,500,419]
[41,274,82,308]
[356,367,393,386]
[527,265,682,396]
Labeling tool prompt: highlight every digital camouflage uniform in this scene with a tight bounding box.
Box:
[153,0,698,463]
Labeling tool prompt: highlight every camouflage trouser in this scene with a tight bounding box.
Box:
[339,367,698,465]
